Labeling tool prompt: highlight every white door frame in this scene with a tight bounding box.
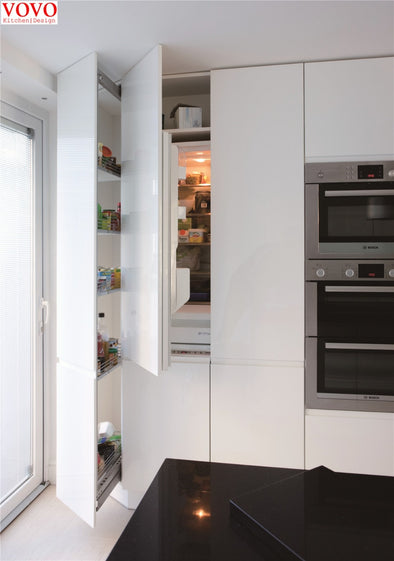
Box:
[0,101,46,530]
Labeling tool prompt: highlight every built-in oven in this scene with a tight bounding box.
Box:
[305,161,394,259]
[305,260,394,412]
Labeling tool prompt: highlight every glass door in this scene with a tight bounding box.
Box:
[0,103,44,529]
[317,341,394,396]
[319,183,394,242]
[316,283,394,340]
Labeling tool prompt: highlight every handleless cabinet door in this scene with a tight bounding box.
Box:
[305,57,394,161]
[305,411,394,476]
[121,46,165,376]
[57,53,98,527]
[211,363,304,469]
[57,52,97,373]
[211,64,304,363]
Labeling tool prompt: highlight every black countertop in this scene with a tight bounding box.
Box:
[107,459,394,561]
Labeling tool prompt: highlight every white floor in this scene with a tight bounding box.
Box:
[0,486,134,561]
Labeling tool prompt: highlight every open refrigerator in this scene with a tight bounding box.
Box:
[170,141,211,355]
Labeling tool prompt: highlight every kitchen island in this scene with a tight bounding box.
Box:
[106,458,394,561]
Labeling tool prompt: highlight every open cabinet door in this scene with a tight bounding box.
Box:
[57,53,98,526]
[162,133,190,370]
[121,46,166,376]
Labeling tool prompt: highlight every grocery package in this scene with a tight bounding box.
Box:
[97,267,121,293]
[178,217,192,242]
[98,142,121,176]
[97,312,121,373]
[97,203,121,231]
[189,229,205,243]
[195,191,210,213]
[176,246,200,271]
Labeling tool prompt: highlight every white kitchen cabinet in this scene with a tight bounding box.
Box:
[57,47,164,526]
[305,57,394,162]
[305,410,394,477]
[121,357,210,508]
[211,364,304,469]
[211,63,304,363]
[121,46,167,376]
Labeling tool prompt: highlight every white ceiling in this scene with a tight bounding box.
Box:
[2,1,394,95]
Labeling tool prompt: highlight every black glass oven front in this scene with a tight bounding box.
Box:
[316,282,394,341]
[319,183,394,243]
[305,266,394,412]
[317,341,394,397]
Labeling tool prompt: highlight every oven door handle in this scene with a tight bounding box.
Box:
[325,286,394,293]
[325,343,394,351]
[324,189,394,197]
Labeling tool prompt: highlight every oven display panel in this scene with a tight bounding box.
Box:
[358,263,385,278]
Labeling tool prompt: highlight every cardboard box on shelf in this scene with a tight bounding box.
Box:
[174,106,202,129]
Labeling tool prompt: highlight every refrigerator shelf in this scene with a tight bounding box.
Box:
[190,271,210,277]
[186,213,211,217]
[179,183,211,189]
[178,242,211,246]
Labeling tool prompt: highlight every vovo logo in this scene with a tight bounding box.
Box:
[1,1,58,24]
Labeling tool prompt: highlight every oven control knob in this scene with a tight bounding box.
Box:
[388,269,394,278]
[316,268,325,278]
[345,268,355,278]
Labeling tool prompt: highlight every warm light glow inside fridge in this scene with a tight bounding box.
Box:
[176,142,211,305]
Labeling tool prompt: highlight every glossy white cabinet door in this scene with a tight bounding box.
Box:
[120,358,210,508]
[211,64,304,363]
[305,410,394,476]
[121,46,163,376]
[305,57,394,161]
[211,364,304,469]
[56,364,96,526]
[57,52,97,372]
[56,54,98,526]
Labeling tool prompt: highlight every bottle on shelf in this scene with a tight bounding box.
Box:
[97,203,103,229]
[97,312,109,367]
[117,202,121,231]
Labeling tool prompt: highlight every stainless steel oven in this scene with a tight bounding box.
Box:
[305,161,394,259]
[305,260,394,412]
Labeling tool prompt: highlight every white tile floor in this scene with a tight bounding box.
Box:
[0,486,133,561]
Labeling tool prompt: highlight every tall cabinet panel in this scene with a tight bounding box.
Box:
[305,57,394,162]
[210,64,304,469]
[57,53,97,371]
[57,53,98,527]
[121,46,164,376]
[211,64,304,363]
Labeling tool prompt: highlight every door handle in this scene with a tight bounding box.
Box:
[325,286,394,293]
[41,297,49,332]
[324,189,394,197]
[325,342,394,351]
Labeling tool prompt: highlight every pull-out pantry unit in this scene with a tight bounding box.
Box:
[56,47,167,526]
[57,46,211,526]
